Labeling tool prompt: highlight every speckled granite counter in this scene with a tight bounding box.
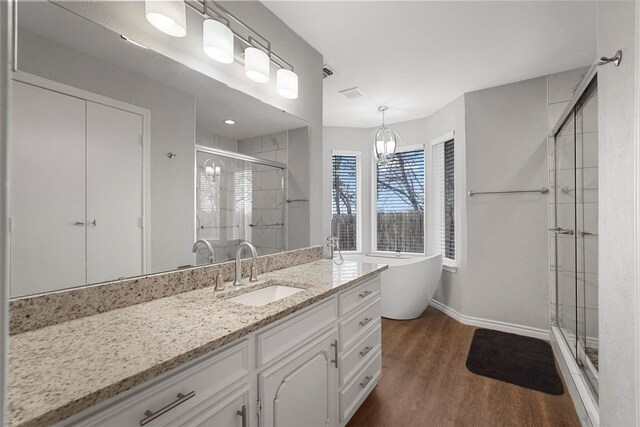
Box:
[8,259,387,427]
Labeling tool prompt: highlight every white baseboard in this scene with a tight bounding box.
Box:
[430,300,550,341]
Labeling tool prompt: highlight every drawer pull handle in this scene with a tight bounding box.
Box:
[237,405,247,427]
[359,290,372,298]
[359,317,373,327]
[139,391,195,426]
[360,376,373,389]
[330,339,339,368]
[359,346,373,357]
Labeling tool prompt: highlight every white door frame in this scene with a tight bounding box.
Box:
[10,70,152,275]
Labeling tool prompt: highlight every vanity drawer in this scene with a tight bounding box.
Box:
[339,351,382,422]
[75,341,249,427]
[256,297,338,368]
[339,298,381,352]
[339,322,381,387]
[339,277,381,316]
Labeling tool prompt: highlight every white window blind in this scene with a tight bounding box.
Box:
[375,148,425,253]
[331,153,361,251]
[430,139,455,261]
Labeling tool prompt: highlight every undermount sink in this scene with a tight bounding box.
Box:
[227,285,304,307]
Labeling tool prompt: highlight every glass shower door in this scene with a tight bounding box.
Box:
[575,81,599,393]
[552,77,599,398]
[195,148,286,263]
[554,109,578,359]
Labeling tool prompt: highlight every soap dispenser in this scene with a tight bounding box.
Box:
[215,273,225,291]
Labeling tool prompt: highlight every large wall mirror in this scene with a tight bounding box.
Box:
[9,1,310,297]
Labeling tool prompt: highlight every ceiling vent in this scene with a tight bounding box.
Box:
[322,64,336,79]
[339,87,365,99]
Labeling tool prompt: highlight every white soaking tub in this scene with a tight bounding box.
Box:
[344,254,443,320]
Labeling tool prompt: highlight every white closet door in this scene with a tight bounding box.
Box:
[86,101,143,283]
[10,81,87,296]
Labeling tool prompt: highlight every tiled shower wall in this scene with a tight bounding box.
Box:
[238,132,288,255]
[547,67,599,347]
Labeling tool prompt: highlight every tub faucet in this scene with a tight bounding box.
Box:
[192,239,214,264]
[234,241,259,286]
[328,216,344,264]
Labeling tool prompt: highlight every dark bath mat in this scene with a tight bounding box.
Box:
[465,328,564,395]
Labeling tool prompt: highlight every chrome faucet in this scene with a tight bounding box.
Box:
[234,241,259,286]
[192,239,214,264]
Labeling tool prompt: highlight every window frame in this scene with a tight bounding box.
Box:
[330,150,363,253]
[371,143,427,256]
[430,131,457,269]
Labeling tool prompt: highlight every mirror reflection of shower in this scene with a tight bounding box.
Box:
[195,146,287,264]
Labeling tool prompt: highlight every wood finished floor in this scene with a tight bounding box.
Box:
[347,307,580,427]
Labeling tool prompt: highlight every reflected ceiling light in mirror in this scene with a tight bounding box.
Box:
[203,19,234,64]
[224,119,236,125]
[277,69,298,99]
[245,47,270,83]
[145,0,187,38]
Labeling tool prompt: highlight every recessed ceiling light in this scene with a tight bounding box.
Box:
[224,119,236,125]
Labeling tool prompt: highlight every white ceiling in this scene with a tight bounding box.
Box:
[263,1,597,128]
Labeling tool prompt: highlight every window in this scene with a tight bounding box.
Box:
[331,152,361,251]
[430,133,455,262]
[375,147,425,253]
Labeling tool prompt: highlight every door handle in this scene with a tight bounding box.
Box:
[236,405,247,427]
[359,290,372,299]
[359,346,373,357]
[549,227,574,235]
[139,391,195,426]
[360,376,373,389]
[359,317,373,327]
[330,340,338,368]
[90,219,97,227]
[73,221,85,226]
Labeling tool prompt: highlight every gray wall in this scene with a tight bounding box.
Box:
[598,1,638,425]
[464,77,550,331]
[18,30,197,273]
[426,96,466,314]
[58,0,324,248]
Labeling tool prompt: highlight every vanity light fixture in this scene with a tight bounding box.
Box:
[224,119,236,125]
[145,0,299,97]
[203,19,234,64]
[277,68,298,99]
[372,106,399,164]
[145,0,187,38]
[245,46,270,83]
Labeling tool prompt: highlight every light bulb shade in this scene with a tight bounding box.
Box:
[245,47,270,83]
[276,69,298,99]
[373,127,398,161]
[145,0,187,37]
[203,19,234,64]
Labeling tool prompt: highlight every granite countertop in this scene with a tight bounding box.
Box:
[8,259,388,427]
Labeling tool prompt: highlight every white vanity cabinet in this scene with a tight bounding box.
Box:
[65,276,382,427]
[258,328,338,427]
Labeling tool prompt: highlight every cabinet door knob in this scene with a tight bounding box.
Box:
[359,290,372,298]
[236,405,247,427]
[73,221,85,226]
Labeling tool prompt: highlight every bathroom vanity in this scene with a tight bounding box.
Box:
[8,255,386,427]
